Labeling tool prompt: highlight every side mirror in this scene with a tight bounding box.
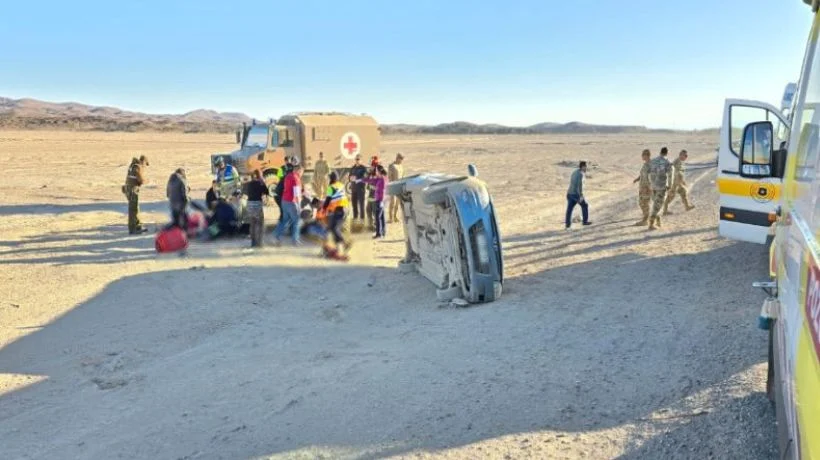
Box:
[236,130,241,144]
[740,121,773,177]
[467,164,478,177]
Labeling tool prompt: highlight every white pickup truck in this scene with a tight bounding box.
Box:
[388,165,503,304]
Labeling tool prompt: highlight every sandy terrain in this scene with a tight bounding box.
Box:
[0,130,776,459]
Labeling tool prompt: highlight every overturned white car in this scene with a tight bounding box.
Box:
[388,165,503,304]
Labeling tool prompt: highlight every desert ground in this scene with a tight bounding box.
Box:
[0,130,776,459]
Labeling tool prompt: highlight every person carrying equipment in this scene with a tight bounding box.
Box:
[124,155,149,234]
[323,171,353,255]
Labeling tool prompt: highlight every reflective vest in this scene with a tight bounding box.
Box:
[219,164,238,184]
[326,182,349,211]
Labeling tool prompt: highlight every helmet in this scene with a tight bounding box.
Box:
[214,157,225,166]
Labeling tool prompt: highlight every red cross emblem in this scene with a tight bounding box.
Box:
[343,136,358,155]
[339,131,361,159]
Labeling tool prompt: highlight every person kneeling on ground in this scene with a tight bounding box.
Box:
[207,197,241,240]
[323,172,353,254]
[206,180,219,211]
[301,198,330,241]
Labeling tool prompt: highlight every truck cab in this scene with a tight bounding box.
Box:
[210,120,291,194]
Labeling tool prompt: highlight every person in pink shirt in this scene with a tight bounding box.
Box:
[361,165,389,239]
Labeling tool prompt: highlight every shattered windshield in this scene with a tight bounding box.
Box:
[244,126,268,149]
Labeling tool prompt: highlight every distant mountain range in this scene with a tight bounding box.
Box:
[0,97,714,134]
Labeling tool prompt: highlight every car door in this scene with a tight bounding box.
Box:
[717,99,790,244]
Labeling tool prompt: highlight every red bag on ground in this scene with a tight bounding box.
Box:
[155,226,189,253]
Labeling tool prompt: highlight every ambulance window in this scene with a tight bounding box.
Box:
[730,106,768,156]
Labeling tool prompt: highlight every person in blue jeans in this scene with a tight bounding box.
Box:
[273,163,304,245]
[566,161,592,229]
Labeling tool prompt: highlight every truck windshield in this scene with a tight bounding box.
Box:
[245,126,268,149]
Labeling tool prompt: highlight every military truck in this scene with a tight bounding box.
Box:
[210,112,381,196]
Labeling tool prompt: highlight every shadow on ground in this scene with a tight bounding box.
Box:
[0,237,776,459]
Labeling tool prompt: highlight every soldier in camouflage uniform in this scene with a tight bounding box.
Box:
[662,149,695,215]
[632,149,652,225]
[647,147,672,230]
[123,155,149,234]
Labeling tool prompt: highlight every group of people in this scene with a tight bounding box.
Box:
[564,146,695,231]
[124,151,408,258]
[264,152,406,255]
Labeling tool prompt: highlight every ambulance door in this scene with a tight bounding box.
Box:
[717,99,790,244]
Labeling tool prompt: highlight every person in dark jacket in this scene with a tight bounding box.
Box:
[207,198,240,239]
[349,155,368,224]
[166,168,190,230]
[246,169,270,247]
[205,181,219,211]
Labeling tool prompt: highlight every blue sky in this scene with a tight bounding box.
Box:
[0,0,814,129]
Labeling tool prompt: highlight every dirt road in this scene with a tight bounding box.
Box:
[0,131,776,459]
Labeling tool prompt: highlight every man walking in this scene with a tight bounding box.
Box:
[632,149,652,225]
[166,167,190,230]
[274,163,304,245]
[124,155,149,234]
[662,149,695,215]
[313,151,330,197]
[246,169,270,248]
[565,161,591,229]
[647,146,673,230]
[388,153,405,223]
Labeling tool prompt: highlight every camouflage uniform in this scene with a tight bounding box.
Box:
[124,158,147,234]
[648,155,672,229]
[313,158,330,198]
[636,162,652,224]
[388,160,404,222]
[663,158,694,214]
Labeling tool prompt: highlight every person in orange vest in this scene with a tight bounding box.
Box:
[322,171,352,254]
